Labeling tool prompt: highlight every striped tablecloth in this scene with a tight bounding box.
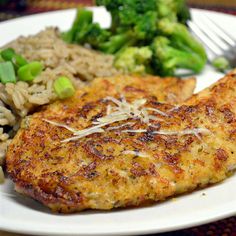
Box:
[0,1,236,236]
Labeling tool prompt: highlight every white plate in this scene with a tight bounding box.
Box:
[0,7,236,236]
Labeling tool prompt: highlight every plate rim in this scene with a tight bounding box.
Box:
[1,7,236,236]
[1,202,236,236]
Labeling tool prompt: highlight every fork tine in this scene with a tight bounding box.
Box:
[188,21,222,56]
[192,18,229,52]
[189,14,236,68]
[203,14,236,47]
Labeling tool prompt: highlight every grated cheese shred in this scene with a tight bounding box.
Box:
[106,122,135,131]
[122,150,150,158]
[168,105,180,113]
[153,128,211,137]
[121,128,211,139]
[43,95,211,142]
[146,107,169,117]
[43,119,79,133]
[122,129,148,133]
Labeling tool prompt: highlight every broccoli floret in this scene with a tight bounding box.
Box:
[95,0,123,31]
[157,0,178,21]
[95,0,120,9]
[97,1,159,43]
[96,0,190,42]
[114,46,153,74]
[134,11,158,41]
[117,0,157,26]
[176,0,191,24]
[62,8,93,43]
[157,0,190,23]
[62,1,206,77]
[99,31,136,54]
[96,0,190,25]
[96,0,158,32]
[78,23,111,48]
[158,18,207,60]
[151,36,205,76]
[127,0,157,13]
[62,8,110,48]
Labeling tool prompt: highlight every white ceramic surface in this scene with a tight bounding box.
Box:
[0,7,236,236]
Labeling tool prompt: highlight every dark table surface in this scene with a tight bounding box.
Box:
[0,1,236,236]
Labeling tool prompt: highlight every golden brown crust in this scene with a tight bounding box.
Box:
[7,74,236,213]
[81,75,196,104]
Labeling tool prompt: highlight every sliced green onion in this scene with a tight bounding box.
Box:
[0,61,16,84]
[0,48,28,69]
[53,76,75,99]
[13,54,28,68]
[17,61,43,82]
[1,48,15,61]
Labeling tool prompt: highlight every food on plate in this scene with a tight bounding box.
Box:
[0,0,205,180]
[73,75,196,105]
[0,74,196,181]
[5,27,119,82]
[0,47,43,84]
[63,1,207,76]
[6,72,236,213]
[0,26,119,173]
[212,56,230,72]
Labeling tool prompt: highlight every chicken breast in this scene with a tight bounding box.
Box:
[7,73,236,213]
[84,75,196,104]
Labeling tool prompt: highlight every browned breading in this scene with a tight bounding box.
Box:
[7,73,236,213]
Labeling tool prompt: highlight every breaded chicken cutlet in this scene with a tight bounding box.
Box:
[7,73,236,213]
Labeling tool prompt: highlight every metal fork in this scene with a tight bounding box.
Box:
[188,14,236,69]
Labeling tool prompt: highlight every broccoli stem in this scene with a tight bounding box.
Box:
[99,31,135,54]
[158,19,207,60]
[152,36,205,76]
[164,49,205,73]
[62,8,93,43]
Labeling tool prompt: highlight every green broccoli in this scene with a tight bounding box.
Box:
[134,11,158,41]
[117,0,157,26]
[96,0,158,33]
[62,8,110,47]
[62,7,133,54]
[212,57,230,72]
[99,31,136,54]
[96,0,190,28]
[62,8,93,43]
[151,36,205,76]
[95,0,122,10]
[157,0,178,21]
[157,0,190,23]
[158,18,207,61]
[78,23,111,48]
[176,0,191,24]
[114,47,153,74]
[62,1,206,76]
[95,0,122,32]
